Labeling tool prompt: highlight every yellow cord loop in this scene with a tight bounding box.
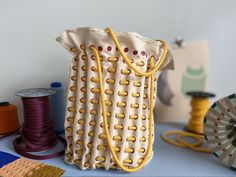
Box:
[90,27,168,172]
[161,92,214,153]
[161,130,211,153]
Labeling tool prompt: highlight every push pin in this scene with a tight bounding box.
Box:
[173,36,184,48]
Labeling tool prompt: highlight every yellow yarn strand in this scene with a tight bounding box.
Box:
[161,130,203,148]
[90,27,168,172]
[161,97,211,153]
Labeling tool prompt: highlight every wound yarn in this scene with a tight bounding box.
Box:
[187,97,210,134]
[13,88,66,160]
[0,102,20,137]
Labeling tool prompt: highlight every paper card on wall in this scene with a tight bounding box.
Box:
[154,41,208,122]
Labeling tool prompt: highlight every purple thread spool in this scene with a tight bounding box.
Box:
[13,88,66,160]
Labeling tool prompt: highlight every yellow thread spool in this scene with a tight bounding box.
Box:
[186,92,214,134]
[186,92,215,134]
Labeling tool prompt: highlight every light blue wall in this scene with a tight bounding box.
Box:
[0,0,236,117]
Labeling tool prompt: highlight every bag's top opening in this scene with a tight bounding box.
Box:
[57,27,164,47]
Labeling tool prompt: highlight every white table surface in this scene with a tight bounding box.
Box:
[0,123,235,177]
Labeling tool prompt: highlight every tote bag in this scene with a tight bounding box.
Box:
[57,27,174,172]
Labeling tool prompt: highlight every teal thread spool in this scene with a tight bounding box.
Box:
[50,82,65,134]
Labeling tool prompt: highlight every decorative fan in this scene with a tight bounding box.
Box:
[204,93,236,169]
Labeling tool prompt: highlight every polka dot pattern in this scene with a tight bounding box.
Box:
[124,47,129,53]
[98,46,103,51]
[107,46,112,51]
[133,50,138,55]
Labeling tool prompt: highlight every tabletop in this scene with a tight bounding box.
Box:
[0,123,235,177]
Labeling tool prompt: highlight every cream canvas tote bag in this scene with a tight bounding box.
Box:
[56,27,174,172]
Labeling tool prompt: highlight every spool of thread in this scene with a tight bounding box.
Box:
[0,102,20,136]
[50,82,65,134]
[186,91,215,134]
[161,91,215,153]
[13,88,66,160]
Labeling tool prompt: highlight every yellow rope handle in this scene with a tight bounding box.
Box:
[90,28,169,172]
[105,27,168,77]
[92,46,155,172]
